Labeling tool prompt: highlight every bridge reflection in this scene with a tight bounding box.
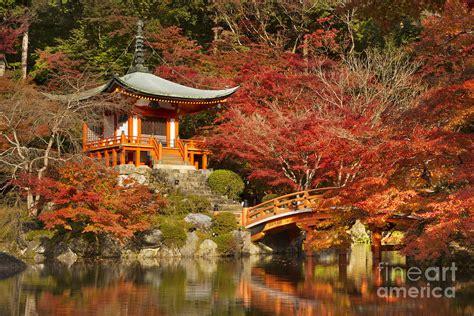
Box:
[236,245,460,315]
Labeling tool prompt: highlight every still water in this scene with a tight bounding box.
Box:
[0,245,472,316]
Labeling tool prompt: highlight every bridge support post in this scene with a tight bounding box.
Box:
[241,207,249,226]
[371,230,382,263]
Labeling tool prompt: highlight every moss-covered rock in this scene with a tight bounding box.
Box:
[211,212,238,235]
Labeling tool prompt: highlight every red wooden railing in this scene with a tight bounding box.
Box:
[176,138,188,162]
[243,187,338,227]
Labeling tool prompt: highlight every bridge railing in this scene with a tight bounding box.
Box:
[244,187,338,227]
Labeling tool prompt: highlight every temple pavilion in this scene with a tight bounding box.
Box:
[47,21,238,170]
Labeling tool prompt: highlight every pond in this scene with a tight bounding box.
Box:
[0,245,472,315]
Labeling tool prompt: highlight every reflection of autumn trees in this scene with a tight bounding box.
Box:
[36,280,163,316]
[0,256,471,316]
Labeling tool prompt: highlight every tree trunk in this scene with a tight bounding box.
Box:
[21,29,28,80]
[0,56,5,77]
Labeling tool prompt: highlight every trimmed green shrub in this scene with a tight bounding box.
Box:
[213,233,238,257]
[262,193,278,202]
[212,212,238,235]
[160,222,187,248]
[207,170,244,200]
[164,194,211,215]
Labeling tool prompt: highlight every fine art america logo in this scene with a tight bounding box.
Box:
[377,262,457,298]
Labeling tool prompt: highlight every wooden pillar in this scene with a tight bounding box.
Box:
[128,115,133,142]
[120,131,126,143]
[113,114,117,138]
[82,123,88,151]
[202,154,208,170]
[135,149,140,167]
[104,150,109,167]
[372,230,382,263]
[120,149,126,165]
[189,152,195,166]
[241,207,249,226]
[112,149,117,167]
[137,116,142,142]
[96,152,102,160]
[166,119,171,147]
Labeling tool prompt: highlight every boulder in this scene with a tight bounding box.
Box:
[0,252,26,280]
[56,248,78,265]
[159,246,181,258]
[349,220,370,244]
[180,232,199,257]
[196,239,218,257]
[142,229,163,247]
[98,235,122,258]
[184,213,212,231]
[139,248,159,259]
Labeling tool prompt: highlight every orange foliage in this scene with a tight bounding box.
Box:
[22,160,165,240]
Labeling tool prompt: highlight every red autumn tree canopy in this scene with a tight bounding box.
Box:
[22,160,165,240]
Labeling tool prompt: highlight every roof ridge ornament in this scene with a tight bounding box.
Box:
[128,19,150,74]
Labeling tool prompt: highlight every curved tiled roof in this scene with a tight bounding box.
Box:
[43,71,239,102]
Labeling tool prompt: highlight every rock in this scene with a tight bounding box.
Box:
[139,248,159,259]
[196,239,218,257]
[115,164,136,175]
[98,235,122,258]
[34,254,45,263]
[159,246,181,258]
[0,252,26,280]
[142,229,163,247]
[349,220,370,244]
[56,248,78,265]
[180,232,199,257]
[67,237,97,257]
[184,213,212,231]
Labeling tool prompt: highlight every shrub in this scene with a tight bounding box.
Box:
[207,170,244,200]
[0,206,25,243]
[24,160,166,240]
[160,222,187,248]
[24,229,55,241]
[262,193,278,202]
[164,194,211,215]
[213,233,238,256]
[212,212,238,235]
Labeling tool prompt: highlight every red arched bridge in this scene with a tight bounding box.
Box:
[241,188,418,258]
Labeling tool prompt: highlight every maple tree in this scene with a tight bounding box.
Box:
[21,160,165,240]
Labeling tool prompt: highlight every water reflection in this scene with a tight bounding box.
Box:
[0,245,472,315]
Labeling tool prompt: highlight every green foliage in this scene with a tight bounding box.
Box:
[160,222,187,248]
[0,206,24,243]
[211,212,237,235]
[207,170,244,200]
[261,193,278,202]
[163,194,211,215]
[212,233,237,257]
[24,229,55,241]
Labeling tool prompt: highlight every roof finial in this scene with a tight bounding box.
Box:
[129,19,149,73]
